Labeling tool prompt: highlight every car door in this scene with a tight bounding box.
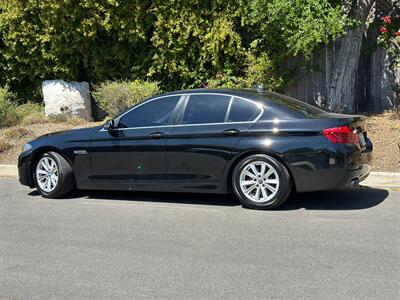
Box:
[89,95,183,190]
[164,94,263,193]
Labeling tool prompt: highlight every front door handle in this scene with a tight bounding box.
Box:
[222,129,240,136]
[149,132,165,139]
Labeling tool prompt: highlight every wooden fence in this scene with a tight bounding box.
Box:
[284,41,399,113]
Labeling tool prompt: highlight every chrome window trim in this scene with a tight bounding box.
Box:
[100,121,258,132]
[99,92,264,132]
[223,97,234,123]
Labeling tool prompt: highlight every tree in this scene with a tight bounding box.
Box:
[328,0,375,113]
[247,0,346,91]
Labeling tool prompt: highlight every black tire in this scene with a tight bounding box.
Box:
[33,151,75,198]
[232,154,292,210]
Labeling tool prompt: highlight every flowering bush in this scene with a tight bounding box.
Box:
[378,13,400,66]
[378,8,400,108]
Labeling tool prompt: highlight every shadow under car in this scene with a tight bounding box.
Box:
[28,185,389,211]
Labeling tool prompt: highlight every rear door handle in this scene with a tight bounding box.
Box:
[222,129,240,136]
[149,132,165,139]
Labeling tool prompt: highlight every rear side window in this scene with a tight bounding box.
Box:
[262,92,328,118]
[227,98,261,122]
[182,94,230,124]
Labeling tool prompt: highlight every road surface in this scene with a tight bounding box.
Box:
[0,179,399,299]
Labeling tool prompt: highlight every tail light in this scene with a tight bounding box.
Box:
[322,126,359,144]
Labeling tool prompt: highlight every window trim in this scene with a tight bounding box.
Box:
[100,93,264,132]
[224,97,234,122]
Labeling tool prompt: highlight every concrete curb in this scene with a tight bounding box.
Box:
[1,164,400,188]
[362,172,400,188]
[0,164,18,177]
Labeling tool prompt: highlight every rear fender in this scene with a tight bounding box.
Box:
[227,122,336,193]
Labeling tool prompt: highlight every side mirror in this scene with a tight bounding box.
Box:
[103,119,116,131]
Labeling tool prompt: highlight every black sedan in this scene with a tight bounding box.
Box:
[18,89,373,209]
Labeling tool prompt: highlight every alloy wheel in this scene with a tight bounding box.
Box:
[239,160,280,203]
[36,156,59,193]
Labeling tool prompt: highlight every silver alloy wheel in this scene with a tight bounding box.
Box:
[239,160,280,203]
[36,157,59,193]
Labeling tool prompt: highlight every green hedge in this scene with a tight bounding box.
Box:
[0,0,345,102]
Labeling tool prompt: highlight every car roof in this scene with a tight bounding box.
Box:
[160,88,263,100]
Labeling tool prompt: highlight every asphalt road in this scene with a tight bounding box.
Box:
[0,178,399,299]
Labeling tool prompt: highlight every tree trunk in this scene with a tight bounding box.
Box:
[328,0,374,113]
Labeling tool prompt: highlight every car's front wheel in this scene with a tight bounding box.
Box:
[232,154,292,209]
[34,151,75,198]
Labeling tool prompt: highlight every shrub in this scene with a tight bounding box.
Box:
[206,73,248,89]
[0,87,46,128]
[16,102,45,123]
[0,87,19,128]
[206,52,288,91]
[92,80,160,119]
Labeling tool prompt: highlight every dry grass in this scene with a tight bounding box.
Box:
[381,109,400,120]
[20,114,49,126]
[65,117,90,126]
[0,120,102,164]
[3,126,31,139]
[19,115,91,127]
[0,140,13,153]
[366,112,400,172]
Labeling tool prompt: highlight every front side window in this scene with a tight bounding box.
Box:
[227,98,261,122]
[182,94,231,125]
[118,96,180,128]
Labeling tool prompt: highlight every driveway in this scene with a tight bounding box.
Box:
[0,179,399,299]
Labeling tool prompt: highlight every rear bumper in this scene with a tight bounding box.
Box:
[292,163,372,193]
[343,164,370,187]
[288,138,373,193]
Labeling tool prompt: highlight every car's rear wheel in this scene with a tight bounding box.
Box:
[232,154,292,209]
[34,151,75,198]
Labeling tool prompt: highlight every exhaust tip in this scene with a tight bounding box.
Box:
[351,178,360,186]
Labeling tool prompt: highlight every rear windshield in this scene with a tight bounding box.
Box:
[261,91,329,118]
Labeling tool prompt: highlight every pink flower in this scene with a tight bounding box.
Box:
[381,16,392,23]
[379,27,388,33]
[395,31,400,37]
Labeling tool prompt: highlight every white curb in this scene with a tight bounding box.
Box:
[362,172,400,188]
[0,164,18,177]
